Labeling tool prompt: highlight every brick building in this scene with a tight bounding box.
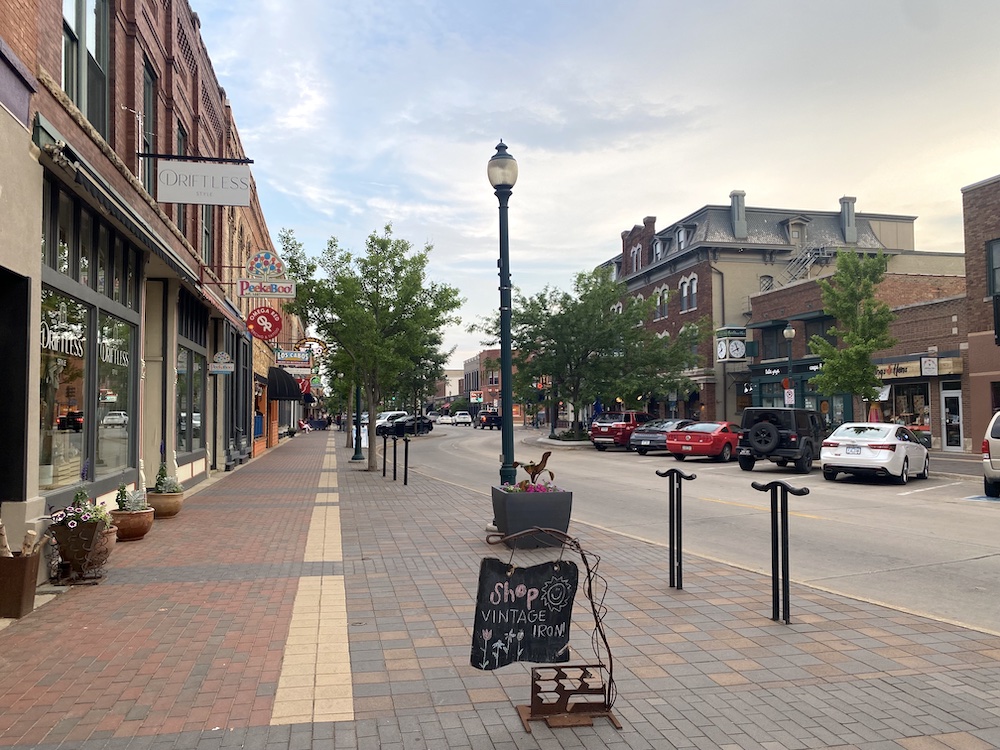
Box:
[746,272,968,450]
[0,1,302,551]
[961,174,1000,445]
[603,192,959,421]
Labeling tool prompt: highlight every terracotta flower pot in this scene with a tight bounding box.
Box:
[147,491,184,519]
[109,508,154,541]
[51,522,117,576]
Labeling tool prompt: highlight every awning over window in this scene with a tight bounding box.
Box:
[267,366,301,401]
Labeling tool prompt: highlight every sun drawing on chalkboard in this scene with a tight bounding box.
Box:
[540,575,574,611]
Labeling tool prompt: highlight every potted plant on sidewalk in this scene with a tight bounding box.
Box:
[491,452,572,549]
[49,468,117,580]
[147,462,185,519]
[109,482,154,541]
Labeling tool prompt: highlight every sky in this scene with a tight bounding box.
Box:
[194,0,1000,370]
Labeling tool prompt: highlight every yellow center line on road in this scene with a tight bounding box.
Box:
[270,435,354,726]
[694,495,828,520]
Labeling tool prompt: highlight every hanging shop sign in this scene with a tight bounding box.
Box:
[156,161,251,206]
[238,250,296,299]
[295,336,329,354]
[276,350,311,365]
[875,360,921,380]
[470,558,577,671]
[247,307,282,340]
[209,351,235,375]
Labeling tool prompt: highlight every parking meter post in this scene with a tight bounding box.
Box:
[403,436,410,485]
[751,480,809,624]
[655,467,697,589]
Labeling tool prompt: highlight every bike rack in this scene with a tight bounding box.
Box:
[654,467,697,589]
[751,479,809,624]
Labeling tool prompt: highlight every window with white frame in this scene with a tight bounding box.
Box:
[679,274,698,312]
[677,226,687,250]
[630,244,641,274]
[63,0,109,136]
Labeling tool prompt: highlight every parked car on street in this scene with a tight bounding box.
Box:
[102,411,128,428]
[737,407,825,473]
[477,410,503,430]
[588,411,653,451]
[666,421,741,462]
[374,411,410,436]
[821,422,929,484]
[392,415,434,435]
[426,411,441,423]
[628,418,694,454]
[437,414,454,425]
[453,411,473,426]
[983,410,1000,497]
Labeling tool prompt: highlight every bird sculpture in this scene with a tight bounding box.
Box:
[513,451,554,484]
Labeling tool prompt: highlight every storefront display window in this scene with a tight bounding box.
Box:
[888,383,930,427]
[760,381,783,408]
[95,313,134,479]
[39,289,88,491]
[176,346,206,453]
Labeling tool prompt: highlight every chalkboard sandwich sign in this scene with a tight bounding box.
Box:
[471,557,578,670]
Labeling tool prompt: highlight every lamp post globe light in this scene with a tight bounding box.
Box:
[783,323,796,408]
[488,141,518,486]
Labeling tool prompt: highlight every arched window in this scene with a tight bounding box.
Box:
[679,279,689,312]
[689,276,698,310]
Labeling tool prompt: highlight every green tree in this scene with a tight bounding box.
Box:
[808,250,896,403]
[282,225,462,469]
[487,268,705,436]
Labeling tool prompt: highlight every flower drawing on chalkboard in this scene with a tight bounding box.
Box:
[540,575,574,612]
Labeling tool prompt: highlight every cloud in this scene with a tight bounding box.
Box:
[195,0,1000,368]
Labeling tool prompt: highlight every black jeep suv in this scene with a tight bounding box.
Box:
[737,407,825,474]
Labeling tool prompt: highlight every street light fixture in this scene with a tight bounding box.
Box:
[783,323,796,407]
[488,141,518,486]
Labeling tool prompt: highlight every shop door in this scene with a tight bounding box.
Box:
[941,382,964,451]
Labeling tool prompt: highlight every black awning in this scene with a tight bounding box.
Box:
[268,366,301,401]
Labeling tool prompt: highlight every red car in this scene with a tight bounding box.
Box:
[666,421,741,462]
[589,411,653,451]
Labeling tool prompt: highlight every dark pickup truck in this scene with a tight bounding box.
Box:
[477,410,503,430]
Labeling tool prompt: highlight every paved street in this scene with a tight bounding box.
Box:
[2,431,1000,749]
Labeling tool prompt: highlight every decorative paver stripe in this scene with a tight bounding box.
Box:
[270,574,353,725]
[271,436,352,726]
[305,503,343,562]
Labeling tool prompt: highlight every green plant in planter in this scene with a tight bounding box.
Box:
[153,463,184,493]
[115,482,150,511]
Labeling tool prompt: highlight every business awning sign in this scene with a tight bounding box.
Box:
[238,250,297,299]
[156,161,251,206]
[209,350,235,375]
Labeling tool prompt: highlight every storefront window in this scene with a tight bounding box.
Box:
[97,224,108,296]
[891,383,930,426]
[39,288,89,491]
[760,381,783,408]
[78,212,91,286]
[176,346,189,449]
[95,313,134,479]
[57,192,73,275]
[175,346,206,453]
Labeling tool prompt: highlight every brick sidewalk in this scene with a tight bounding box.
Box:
[1,431,1000,749]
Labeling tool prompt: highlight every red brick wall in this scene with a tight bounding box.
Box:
[963,177,1000,333]
[0,0,40,71]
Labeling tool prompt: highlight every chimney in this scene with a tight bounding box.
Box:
[730,190,747,240]
[840,196,857,244]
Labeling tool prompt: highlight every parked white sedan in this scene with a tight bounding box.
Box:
[453,411,472,426]
[820,422,929,484]
[437,414,454,425]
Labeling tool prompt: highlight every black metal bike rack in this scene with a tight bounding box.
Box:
[655,467,697,589]
[751,479,809,624]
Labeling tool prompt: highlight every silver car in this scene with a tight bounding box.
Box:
[983,411,1000,497]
